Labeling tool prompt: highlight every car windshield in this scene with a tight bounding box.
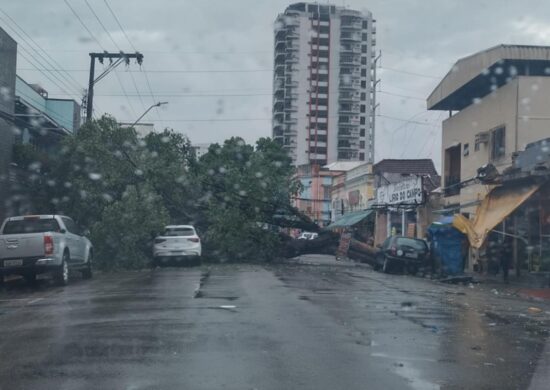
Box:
[396,237,427,251]
[2,219,60,235]
[164,228,194,237]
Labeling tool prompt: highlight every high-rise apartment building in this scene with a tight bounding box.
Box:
[272,3,376,166]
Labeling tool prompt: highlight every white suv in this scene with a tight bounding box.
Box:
[153,225,201,266]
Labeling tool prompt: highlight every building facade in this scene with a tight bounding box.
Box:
[428,45,550,216]
[371,159,440,245]
[272,3,376,166]
[330,162,374,222]
[0,28,81,218]
[428,45,550,273]
[0,27,17,222]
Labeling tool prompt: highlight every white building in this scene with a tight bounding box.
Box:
[191,143,211,159]
[272,2,377,166]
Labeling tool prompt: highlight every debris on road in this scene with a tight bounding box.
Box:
[440,276,474,284]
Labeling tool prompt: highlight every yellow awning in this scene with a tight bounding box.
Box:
[453,183,541,249]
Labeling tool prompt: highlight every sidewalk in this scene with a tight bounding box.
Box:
[465,271,550,301]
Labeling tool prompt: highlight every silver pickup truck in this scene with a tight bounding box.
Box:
[0,215,93,286]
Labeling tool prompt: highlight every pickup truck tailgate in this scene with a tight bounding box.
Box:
[0,234,45,259]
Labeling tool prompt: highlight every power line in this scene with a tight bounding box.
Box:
[0,17,82,99]
[64,0,139,119]
[380,66,441,80]
[46,89,424,100]
[0,8,84,95]
[118,118,271,123]
[84,0,148,114]
[101,0,162,121]
[84,0,120,50]
[102,0,136,51]
[378,90,424,101]
[64,0,102,48]
[377,114,440,126]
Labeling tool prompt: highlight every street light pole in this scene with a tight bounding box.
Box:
[130,102,168,128]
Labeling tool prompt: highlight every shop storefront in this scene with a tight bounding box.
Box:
[454,179,550,275]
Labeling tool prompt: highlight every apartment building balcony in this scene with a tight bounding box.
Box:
[286,54,299,63]
[284,79,298,87]
[338,93,360,103]
[275,38,286,50]
[309,129,327,136]
[274,52,286,64]
[340,57,361,66]
[340,32,361,42]
[340,46,361,54]
[286,44,299,52]
[338,107,360,115]
[339,80,361,90]
[340,22,362,30]
[273,128,284,138]
[284,124,298,134]
[338,128,359,138]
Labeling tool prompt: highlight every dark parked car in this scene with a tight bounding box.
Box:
[374,236,430,274]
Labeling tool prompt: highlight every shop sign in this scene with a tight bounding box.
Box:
[376,177,423,206]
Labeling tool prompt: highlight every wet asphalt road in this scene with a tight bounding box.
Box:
[0,256,549,390]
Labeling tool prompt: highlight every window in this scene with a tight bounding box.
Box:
[360,128,365,136]
[360,117,366,125]
[61,217,79,235]
[444,144,461,196]
[490,126,505,160]
[362,32,368,40]
[323,185,331,200]
[463,143,469,157]
[360,92,366,100]
[362,20,368,29]
[361,44,367,53]
[359,153,365,161]
[360,141,365,148]
[361,80,366,88]
[2,218,61,235]
[361,57,367,65]
[360,104,366,113]
[361,69,367,77]
[319,26,330,34]
[164,227,195,236]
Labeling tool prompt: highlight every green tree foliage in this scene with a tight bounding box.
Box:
[192,137,301,261]
[24,118,307,267]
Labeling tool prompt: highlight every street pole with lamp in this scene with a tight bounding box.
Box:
[130,102,168,128]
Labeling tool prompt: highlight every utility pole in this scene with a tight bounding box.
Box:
[86,51,144,121]
[371,50,381,163]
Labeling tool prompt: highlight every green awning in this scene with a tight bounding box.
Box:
[326,209,373,230]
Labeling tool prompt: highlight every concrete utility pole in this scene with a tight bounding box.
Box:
[86,51,144,121]
[371,51,381,163]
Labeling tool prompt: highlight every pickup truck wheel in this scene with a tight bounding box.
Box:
[55,253,69,286]
[82,254,93,280]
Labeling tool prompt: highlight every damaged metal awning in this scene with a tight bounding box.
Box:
[452,182,542,248]
[326,209,373,230]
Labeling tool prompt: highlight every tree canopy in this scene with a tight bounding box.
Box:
[20,116,313,268]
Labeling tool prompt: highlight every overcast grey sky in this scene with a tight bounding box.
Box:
[3,0,550,171]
